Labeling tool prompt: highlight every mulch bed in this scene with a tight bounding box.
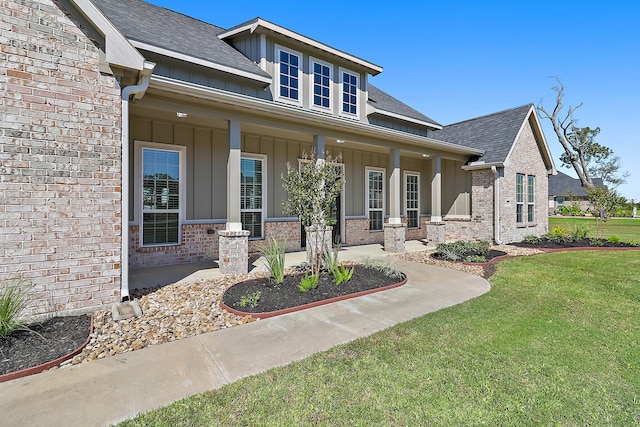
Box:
[222,265,404,315]
[513,238,638,249]
[0,315,91,376]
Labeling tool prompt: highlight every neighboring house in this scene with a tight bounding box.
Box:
[0,0,556,316]
[548,171,607,215]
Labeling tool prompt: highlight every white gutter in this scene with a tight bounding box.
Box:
[119,62,155,301]
[491,166,503,245]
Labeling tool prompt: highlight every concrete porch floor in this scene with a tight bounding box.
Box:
[128,240,434,290]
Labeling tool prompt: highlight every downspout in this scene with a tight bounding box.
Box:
[120,63,154,301]
[491,166,503,245]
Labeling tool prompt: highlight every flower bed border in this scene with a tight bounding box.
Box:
[0,314,94,384]
[222,273,408,319]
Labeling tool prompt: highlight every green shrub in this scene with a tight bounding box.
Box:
[234,291,261,309]
[298,272,318,293]
[257,238,287,284]
[322,246,340,272]
[543,227,568,243]
[522,235,539,244]
[607,235,621,243]
[571,225,590,241]
[331,264,354,286]
[558,204,584,216]
[435,240,490,261]
[0,280,30,337]
[464,255,487,263]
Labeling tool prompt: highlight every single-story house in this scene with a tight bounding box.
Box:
[548,171,606,215]
[0,0,556,316]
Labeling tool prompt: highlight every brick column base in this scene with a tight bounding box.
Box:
[426,222,446,245]
[305,226,333,264]
[218,230,250,275]
[384,223,406,253]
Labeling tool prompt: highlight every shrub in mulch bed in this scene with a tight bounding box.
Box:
[513,237,639,250]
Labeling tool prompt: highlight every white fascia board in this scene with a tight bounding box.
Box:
[462,162,504,171]
[369,107,443,130]
[70,0,145,70]
[130,41,272,85]
[219,18,383,76]
[149,75,482,156]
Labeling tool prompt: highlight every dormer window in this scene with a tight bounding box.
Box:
[275,45,302,105]
[340,68,359,117]
[310,57,333,112]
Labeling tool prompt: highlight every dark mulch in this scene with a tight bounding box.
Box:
[223,265,404,314]
[513,238,638,249]
[0,315,91,376]
[431,249,507,263]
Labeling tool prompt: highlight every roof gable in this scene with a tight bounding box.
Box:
[90,0,271,82]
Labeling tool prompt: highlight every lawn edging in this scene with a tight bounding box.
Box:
[0,314,94,384]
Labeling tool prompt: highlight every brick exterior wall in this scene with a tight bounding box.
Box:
[499,120,549,243]
[0,0,123,315]
[403,216,428,241]
[249,220,301,254]
[344,218,384,246]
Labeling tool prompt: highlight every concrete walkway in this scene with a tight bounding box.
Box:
[0,245,491,427]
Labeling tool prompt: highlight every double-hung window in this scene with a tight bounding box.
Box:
[340,68,359,117]
[275,45,302,105]
[310,57,332,112]
[516,173,524,224]
[404,172,420,229]
[139,143,185,246]
[527,175,535,223]
[367,167,385,231]
[241,155,266,239]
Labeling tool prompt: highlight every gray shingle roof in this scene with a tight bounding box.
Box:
[91,0,270,79]
[367,84,441,128]
[549,171,606,197]
[430,104,533,164]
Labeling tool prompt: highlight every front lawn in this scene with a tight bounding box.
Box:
[118,251,640,426]
[549,216,640,243]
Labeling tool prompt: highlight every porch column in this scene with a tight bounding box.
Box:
[384,147,405,252]
[430,155,443,222]
[314,134,325,162]
[426,155,445,245]
[219,119,249,275]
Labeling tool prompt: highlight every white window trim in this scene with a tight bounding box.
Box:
[241,153,267,240]
[366,166,385,231]
[527,174,535,223]
[274,44,303,107]
[403,171,420,229]
[516,173,524,224]
[339,67,359,119]
[134,140,186,247]
[309,56,333,114]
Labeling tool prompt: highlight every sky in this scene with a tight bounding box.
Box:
[147,0,640,201]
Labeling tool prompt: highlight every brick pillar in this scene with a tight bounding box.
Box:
[384,223,406,253]
[426,222,446,245]
[218,230,250,275]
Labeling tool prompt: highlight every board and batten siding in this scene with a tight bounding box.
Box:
[442,159,471,217]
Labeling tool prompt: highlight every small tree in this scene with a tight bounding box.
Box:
[282,151,343,277]
[585,187,625,237]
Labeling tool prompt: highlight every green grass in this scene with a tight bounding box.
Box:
[118,251,640,426]
[549,216,640,243]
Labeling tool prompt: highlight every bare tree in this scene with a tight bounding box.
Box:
[537,77,628,189]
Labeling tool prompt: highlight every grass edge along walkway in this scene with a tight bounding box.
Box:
[118,250,640,426]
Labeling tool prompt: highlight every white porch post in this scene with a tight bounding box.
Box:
[314,134,325,162]
[219,119,249,275]
[431,155,443,222]
[388,147,401,224]
[226,120,242,231]
[384,147,405,252]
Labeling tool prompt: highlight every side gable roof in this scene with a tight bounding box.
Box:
[431,104,556,173]
[367,84,442,130]
[90,0,271,83]
[549,171,606,197]
[431,104,532,164]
